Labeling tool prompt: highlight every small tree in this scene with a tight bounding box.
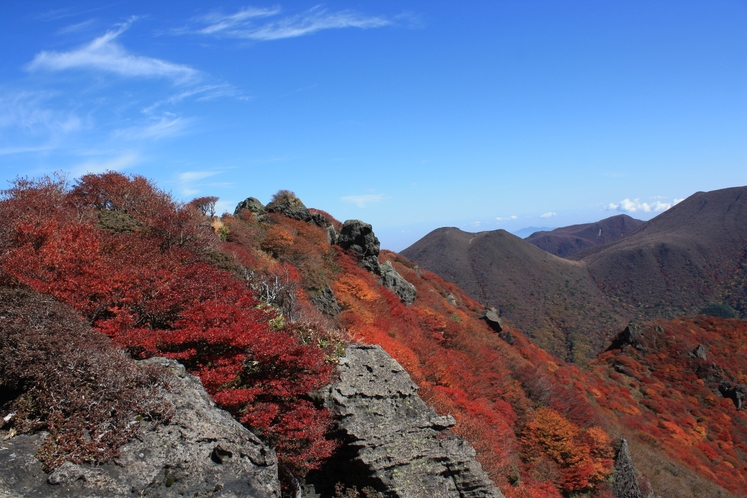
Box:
[189,196,219,218]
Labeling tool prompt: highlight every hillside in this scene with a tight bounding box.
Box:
[2,173,746,498]
[526,215,644,258]
[402,228,627,362]
[402,186,747,361]
[580,187,747,319]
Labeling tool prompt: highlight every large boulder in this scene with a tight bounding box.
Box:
[308,344,504,498]
[337,220,381,273]
[265,191,312,222]
[480,308,503,333]
[234,196,266,216]
[309,285,342,316]
[719,381,747,410]
[379,261,417,305]
[0,358,280,498]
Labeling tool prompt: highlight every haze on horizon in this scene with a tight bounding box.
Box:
[1,0,745,251]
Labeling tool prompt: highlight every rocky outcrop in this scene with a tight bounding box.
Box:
[310,285,342,316]
[0,358,280,498]
[718,381,746,410]
[692,344,708,361]
[480,308,503,333]
[379,261,417,305]
[265,193,312,222]
[310,344,504,498]
[612,439,643,498]
[337,220,381,273]
[234,197,266,216]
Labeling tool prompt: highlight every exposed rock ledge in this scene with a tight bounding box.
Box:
[0,357,280,498]
[308,344,504,498]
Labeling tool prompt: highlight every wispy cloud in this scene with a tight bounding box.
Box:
[177,170,221,197]
[142,84,242,114]
[179,171,218,182]
[606,197,683,213]
[69,152,139,178]
[182,5,391,41]
[113,116,192,140]
[540,211,557,218]
[57,19,96,35]
[496,215,518,221]
[28,18,199,84]
[341,193,384,208]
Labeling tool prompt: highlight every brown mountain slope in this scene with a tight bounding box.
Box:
[402,227,626,362]
[580,186,747,319]
[526,214,644,258]
[402,186,747,362]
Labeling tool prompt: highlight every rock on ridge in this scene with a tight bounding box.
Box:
[379,261,417,305]
[337,220,381,273]
[0,357,280,498]
[234,197,266,216]
[314,344,504,498]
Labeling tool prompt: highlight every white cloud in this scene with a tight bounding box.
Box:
[27,18,199,84]
[184,5,390,41]
[540,211,557,218]
[142,84,242,114]
[179,171,218,182]
[341,194,384,208]
[69,152,139,178]
[113,116,192,140]
[496,215,518,221]
[606,197,677,213]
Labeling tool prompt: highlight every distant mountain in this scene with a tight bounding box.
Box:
[580,186,747,319]
[402,186,747,361]
[511,226,554,239]
[526,214,644,258]
[401,227,626,361]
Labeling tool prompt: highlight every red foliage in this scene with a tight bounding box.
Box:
[0,173,336,477]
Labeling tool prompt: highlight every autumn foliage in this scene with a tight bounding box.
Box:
[0,173,335,477]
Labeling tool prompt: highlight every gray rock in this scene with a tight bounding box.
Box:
[612,439,643,498]
[719,381,746,410]
[0,357,280,498]
[480,308,503,333]
[326,225,338,245]
[234,197,266,216]
[265,194,312,222]
[446,293,458,306]
[314,344,504,498]
[310,285,342,316]
[607,323,644,351]
[379,261,417,305]
[309,212,328,228]
[337,220,381,274]
[692,344,708,361]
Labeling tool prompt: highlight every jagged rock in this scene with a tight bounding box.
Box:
[379,261,417,305]
[612,439,643,498]
[608,323,644,351]
[265,193,312,222]
[310,285,341,316]
[446,293,458,306]
[326,225,338,245]
[337,220,381,273]
[0,357,280,498]
[310,344,504,498]
[719,381,746,410]
[480,308,503,333]
[309,212,328,228]
[692,344,708,361]
[234,197,266,216]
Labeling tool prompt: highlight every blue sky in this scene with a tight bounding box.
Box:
[1,1,745,251]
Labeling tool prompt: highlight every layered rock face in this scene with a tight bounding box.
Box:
[310,344,504,498]
[0,358,280,498]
